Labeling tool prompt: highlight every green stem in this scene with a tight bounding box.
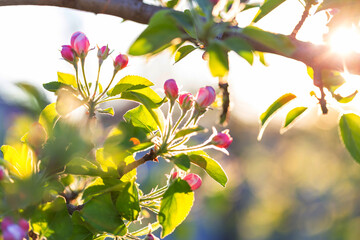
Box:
[95,71,117,102]
[168,142,209,153]
[171,111,187,136]
[75,66,86,99]
[81,58,91,96]
[140,194,165,202]
[144,185,168,197]
[92,65,101,99]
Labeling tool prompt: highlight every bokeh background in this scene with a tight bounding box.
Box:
[1,0,360,239]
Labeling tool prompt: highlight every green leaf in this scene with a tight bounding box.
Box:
[281,107,308,132]
[158,179,194,238]
[121,88,165,132]
[174,126,205,140]
[253,0,287,23]
[170,154,191,171]
[335,90,358,103]
[307,67,345,92]
[39,103,59,135]
[82,178,127,201]
[129,10,183,56]
[166,0,179,8]
[174,45,196,63]
[65,157,101,176]
[31,197,73,240]
[124,105,161,133]
[207,41,229,77]
[242,26,295,56]
[222,37,254,65]
[115,181,140,221]
[107,75,154,97]
[168,10,196,38]
[43,82,63,92]
[70,211,94,240]
[339,113,360,163]
[81,193,127,236]
[258,93,296,140]
[57,72,77,88]
[98,107,115,116]
[188,151,228,187]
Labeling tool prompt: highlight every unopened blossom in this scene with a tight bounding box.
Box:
[211,130,233,148]
[178,93,193,111]
[195,86,216,108]
[183,173,202,191]
[70,31,90,57]
[164,79,179,101]
[114,53,128,72]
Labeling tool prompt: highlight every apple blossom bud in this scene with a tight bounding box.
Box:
[114,53,128,72]
[172,171,178,180]
[61,45,76,63]
[179,93,193,111]
[183,173,202,191]
[0,166,4,180]
[18,219,29,232]
[195,86,216,108]
[211,130,233,148]
[71,31,90,57]
[97,45,110,65]
[164,79,179,101]
[144,233,159,240]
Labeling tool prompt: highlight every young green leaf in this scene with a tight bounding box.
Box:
[57,72,77,89]
[188,151,228,187]
[129,10,183,56]
[335,90,358,103]
[281,107,307,133]
[174,45,196,63]
[70,211,95,240]
[158,179,194,238]
[107,75,154,97]
[253,0,287,23]
[65,157,101,176]
[81,193,127,236]
[339,113,360,164]
[207,41,229,77]
[39,103,59,135]
[242,27,295,56]
[31,197,73,240]
[258,93,296,140]
[115,181,140,221]
[170,154,191,171]
[222,37,254,65]
[124,105,161,133]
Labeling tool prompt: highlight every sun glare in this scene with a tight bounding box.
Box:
[329,27,360,54]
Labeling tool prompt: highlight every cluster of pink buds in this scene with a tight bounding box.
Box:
[172,172,202,190]
[61,31,90,65]
[163,79,216,116]
[1,217,29,240]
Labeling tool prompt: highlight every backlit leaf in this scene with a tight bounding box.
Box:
[174,45,196,63]
[253,0,287,23]
[107,75,154,97]
[339,113,360,164]
[281,107,307,133]
[207,41,229,77]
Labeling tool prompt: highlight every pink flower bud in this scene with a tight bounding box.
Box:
[0,166,4,180]
[114,53,128,72]
[195,86,216,108]
[70,31,90,57]
[179,93,193,111]
[3,224,26,240]
[61,45,75,63]
[211,130,233,148]
[172,171,178,180]
[18,219,29,232]
[164,79,179,101]
[144,233,159,240]
[183,173,202,191]
[97,45,110,64]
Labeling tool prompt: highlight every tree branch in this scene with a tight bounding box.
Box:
[2,0,360,75]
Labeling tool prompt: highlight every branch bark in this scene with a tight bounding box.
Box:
[1,0,360,75]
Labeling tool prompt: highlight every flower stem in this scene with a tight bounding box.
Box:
[95,71,117,102]
[75,66,86,99]
[81,58,91,96]
[92,65,102,99]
